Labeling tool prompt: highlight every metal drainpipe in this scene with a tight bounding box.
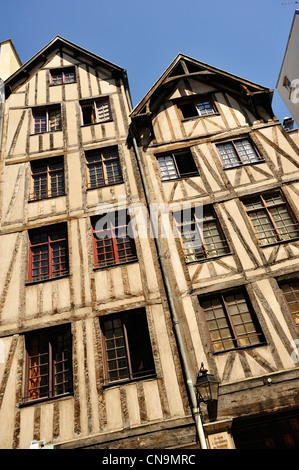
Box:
[127,118,207,449]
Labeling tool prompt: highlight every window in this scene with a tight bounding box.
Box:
[199,289,264,352]
[157,149,199,181]
[32,106,61,134]
[86,146,122,188]
[243,191,299,246]
[91,212,137,268]
[279,280,299,327]
[50,67,76,85]
[30,157,64,201]
[28,223,69,283]
[217,138,262,168]
[24,325,72,403]
[100,309,155,384]
[178,96,217,119]
[174,205,230,262]
[80,97,112,125]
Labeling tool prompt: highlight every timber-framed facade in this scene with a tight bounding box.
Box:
[130,54,299,449]
[0,39,299,449]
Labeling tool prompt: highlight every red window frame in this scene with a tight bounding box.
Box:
[28,224,69,283]
[24,325,73,403]
[91,213,138,268]
[50,67,76,85]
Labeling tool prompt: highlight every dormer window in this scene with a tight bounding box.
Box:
[50,67,76,85]
[178,96,217,120]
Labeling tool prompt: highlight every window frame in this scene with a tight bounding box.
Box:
[29,156,65,201]
[50,67,76,86]
[91,212,138,269]
[199,288,265,353]
[27,223,69,284]
[173,205,230,262]
[32,105,62,134]
[177,95,218,120]
[86,146,123,189]
[80,97,112,126]
[216,137,263,169]
[156,148,199,181]
[23,324,73,404]
[243,190,299,246]
[279,279,299,329]
[100,309,156,385]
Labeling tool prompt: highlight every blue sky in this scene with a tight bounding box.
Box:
[1,0,297,123]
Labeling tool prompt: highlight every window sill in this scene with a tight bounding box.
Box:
[181,113,220,122]
[212,342,268,356]
[93,259,138,271]
[161,173,200,182]
[259,237,299,248]
[102,373,157,389]
[185,252,232,265]
[28,193,66,203]
[19,392,74,408]
[80,119,113,128]
[49,82,77,87]
[222,160,265,170]
[25,273,70,286]
[30,129,62,136]
[87,181,124,191]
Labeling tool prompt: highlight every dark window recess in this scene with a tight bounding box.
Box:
[81,97,111,125]
[86,146,122,188]
[101,309,155,384]
[157,149,199,180]
[23,325,73,403]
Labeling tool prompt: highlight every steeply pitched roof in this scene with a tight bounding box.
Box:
[4,36,132,106]
[131,53,273,119]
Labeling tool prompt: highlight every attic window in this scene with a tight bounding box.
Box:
[156,149,199,181]
[50,67,76,85]
[178,96,217,120]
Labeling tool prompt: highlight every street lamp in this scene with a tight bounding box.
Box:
[195,363,219,409]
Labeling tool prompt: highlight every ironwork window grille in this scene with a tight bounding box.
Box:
[28,224,69,283]
[50,67,76,85]
[91,212,138,268]
[30,157,64,201]
[199,289,264,352]
[81,97,112,125]
[24,325,73,402]
[244,191,299,246]
[33,106,62,134]
[217,138,262,168]
[86,147,122,188]
[174,205,230,262]
[157,149,199,181]
[178,96,217,119]
[101,309,155,384]
[280,280,299,327]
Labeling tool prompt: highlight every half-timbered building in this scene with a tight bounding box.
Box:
[130,54,299,449]
[0,37,195,450]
